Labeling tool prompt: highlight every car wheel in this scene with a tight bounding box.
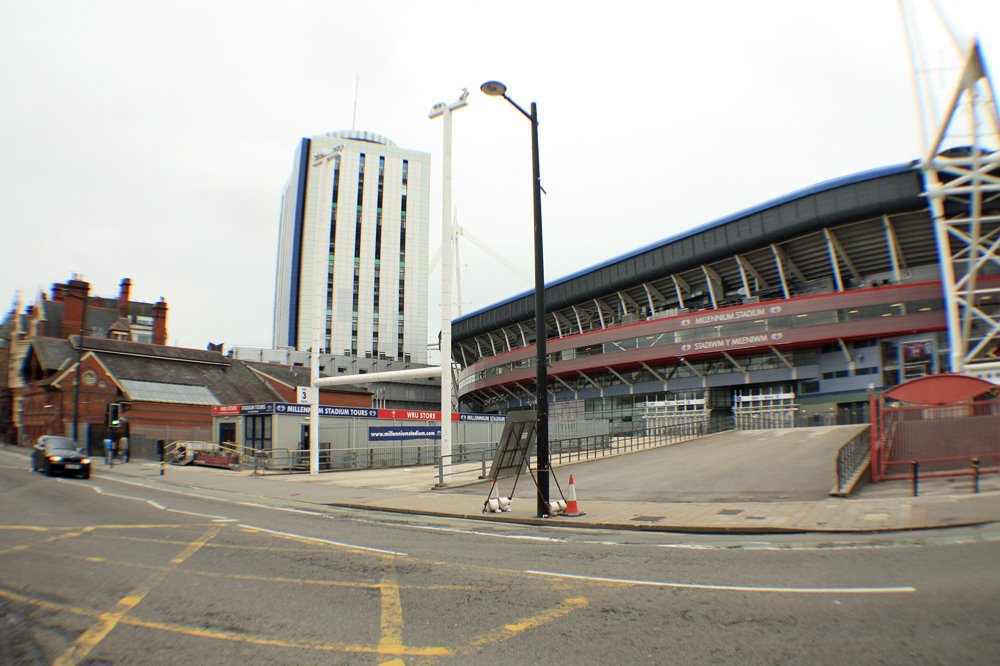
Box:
[45,464,55,477]
[81,470,91,480]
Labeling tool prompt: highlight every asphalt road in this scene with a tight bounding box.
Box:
[1,454,998,664]
[460,426,865,502]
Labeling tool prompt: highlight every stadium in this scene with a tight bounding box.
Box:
[450,158,1000,427]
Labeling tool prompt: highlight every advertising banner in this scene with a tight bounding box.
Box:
[368,426,441,441]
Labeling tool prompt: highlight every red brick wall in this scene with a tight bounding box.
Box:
[122,401,212,430]
[19,356,118,443]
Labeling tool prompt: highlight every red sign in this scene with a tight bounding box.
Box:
[377,409,442,421]
[211,405,242,416]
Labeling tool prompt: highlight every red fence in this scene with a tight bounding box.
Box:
[872,397,1000,481]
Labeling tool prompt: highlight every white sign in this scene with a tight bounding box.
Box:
[296,386,316,405]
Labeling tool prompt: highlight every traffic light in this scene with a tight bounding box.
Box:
[108,403,121,428]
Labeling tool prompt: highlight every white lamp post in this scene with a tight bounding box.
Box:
[308,144,343,475]
[429,89,469,484]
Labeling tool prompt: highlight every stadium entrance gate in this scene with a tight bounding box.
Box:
[733,389,798,430]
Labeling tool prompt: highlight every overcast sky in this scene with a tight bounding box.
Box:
[2,0,998,356]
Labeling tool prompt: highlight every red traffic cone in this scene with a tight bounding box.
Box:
[564,474,584,517]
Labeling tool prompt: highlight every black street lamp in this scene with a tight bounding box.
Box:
[480,80,550,517]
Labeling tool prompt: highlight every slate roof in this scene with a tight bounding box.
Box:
[27,337,75,372]
[82,339,280,405]
[244,361,371,396]
[37,300,146,338]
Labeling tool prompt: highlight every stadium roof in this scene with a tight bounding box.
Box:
[453,161,922,340]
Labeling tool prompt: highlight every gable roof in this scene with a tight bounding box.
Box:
[244,361,370,396]
[22,336,281,406]
[28,337,75,372]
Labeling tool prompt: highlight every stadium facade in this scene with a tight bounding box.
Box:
[451,161,1000,425]
[273,130,431,364]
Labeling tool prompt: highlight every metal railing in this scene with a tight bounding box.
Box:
[250,442,497,475]
[875,397,1000,481]
[835,426,871,494]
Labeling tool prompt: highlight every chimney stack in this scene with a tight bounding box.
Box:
[118,277,132,318]
[60,277,90,339]
[152,298,168,345]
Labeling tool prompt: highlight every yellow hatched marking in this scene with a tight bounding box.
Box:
[0,585,451,657]
[0,527,92,556]
[53,524,222,666]
[118,616,453,657]
[56,545,490,592]
[0,544,29,556]
[457,597,589,655]
[378,574,404,658]
[0,586,102,620]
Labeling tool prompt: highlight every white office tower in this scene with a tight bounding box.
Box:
[273,130,431,364]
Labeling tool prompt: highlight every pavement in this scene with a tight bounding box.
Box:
[8,444,999,534]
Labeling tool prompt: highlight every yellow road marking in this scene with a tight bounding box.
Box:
[0,585,452,658]
[50,547,493,592]
[53,524,222,666]
[118,615,453,657]
[0,544,30,556]
[0,586,103,620]
[456,597,589,655]
[0,527,93,556]
[378,573,404,656]
[4,522,590,661]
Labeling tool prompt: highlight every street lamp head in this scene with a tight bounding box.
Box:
[480,81,507,97]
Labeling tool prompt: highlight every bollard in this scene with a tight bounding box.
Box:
[972,457,980,494]
[911,460,919,497]
[157,440,165,476]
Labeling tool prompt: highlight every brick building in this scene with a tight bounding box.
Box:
[2,275,167,444]
[15,336,370,456]
[3,275,369,450]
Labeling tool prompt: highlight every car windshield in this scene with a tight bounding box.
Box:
[42,437,80,452]
[49,448,80,456]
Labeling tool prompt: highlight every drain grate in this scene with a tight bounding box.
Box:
[630,515,664,522]
[716,508,744,516]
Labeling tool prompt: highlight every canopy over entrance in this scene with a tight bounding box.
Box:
[882,373,996,405]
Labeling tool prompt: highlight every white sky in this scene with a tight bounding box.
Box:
[2,0,999,355]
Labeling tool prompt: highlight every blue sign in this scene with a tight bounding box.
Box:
[459,413,507,422]
[240,403,274,415]
[369,426,441,441]
[274,403,379,418]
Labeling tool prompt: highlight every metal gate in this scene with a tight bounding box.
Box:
[732,389,797,430]
[643,395,710,431]
[872,396,1000,481]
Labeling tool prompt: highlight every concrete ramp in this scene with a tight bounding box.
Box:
[533,425,868,502]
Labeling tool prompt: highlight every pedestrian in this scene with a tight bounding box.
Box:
[119,435,129,463]
[103,437,113,465]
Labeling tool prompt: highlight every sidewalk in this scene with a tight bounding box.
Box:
[80,455,1000,534]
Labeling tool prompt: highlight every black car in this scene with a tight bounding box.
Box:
[31,436,92,479]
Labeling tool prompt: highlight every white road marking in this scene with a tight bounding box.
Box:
[85,483,237,521]
[235,501,323,516]
[361,520,564,542]
[524,570,917,594]
[236,524,407,557]
[164,508,237,521]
